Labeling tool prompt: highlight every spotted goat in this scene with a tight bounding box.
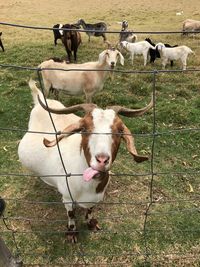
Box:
[18,79,153,243]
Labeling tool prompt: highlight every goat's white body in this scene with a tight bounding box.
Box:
[156,43,194,70]
[39,49,124,103]
[120,41,155,66]
[39,60,107,101]
[18,96,108,209]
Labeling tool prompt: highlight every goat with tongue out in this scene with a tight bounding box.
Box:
[18,79,153,242]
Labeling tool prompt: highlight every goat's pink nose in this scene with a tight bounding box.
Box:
[95,154,110,167]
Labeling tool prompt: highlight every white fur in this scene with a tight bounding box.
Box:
[155,42,194,70]
[39,49,124,103]
[120,40,155,66]
[89,109,115,170]
[58,24,63,36]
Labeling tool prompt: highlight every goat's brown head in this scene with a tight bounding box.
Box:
[38,96,153,178]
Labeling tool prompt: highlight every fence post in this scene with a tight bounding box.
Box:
[0,197,23,267]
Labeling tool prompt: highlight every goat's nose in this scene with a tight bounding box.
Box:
[95,154,110,167]
[110,61,115,68]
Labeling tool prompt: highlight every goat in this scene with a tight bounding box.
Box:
[38,48,124,102]
[182,19,200,36]
[77,18,107,42]
[145,38,178,67]
[0,32,5,52]
[61,24,82,63]
[155,42,194,70]
[52,24,64,45]
[119,20,137,43]
[120,40,155,66]
[18,79,153,242]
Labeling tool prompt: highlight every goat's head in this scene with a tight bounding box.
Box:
[119,41,129,50]
[98,48,124,69]
[121,20,129,30]
[155,42,165,51]
[38,96,153,179]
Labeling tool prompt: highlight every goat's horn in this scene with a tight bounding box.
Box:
[105,40,112,48]
[108,94,154,117]
[38,95,97,114]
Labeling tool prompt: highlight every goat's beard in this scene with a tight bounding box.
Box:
[109,70,114,81]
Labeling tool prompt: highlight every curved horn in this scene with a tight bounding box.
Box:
[38,95,97,114]
[107,94,154,117]
[105,40,112,49]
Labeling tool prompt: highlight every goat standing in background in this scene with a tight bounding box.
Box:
[52,24,64,45]
[120,40,155,66]
[18,79,153,243]
[77,18,107,42]
[61,24,82,63]
[145,38,178,67]
[155,42,194,70]
[39,48,124,102]
[119,20,137,43]
[0,32,5,52]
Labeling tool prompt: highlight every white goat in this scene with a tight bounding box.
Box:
[120,40,155,66]
[155,42,194,70]
[182,19,200,35]
[18,79,153,242]
[39,48,124,103]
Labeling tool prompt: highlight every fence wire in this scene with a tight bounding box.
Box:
[0,22,200,266]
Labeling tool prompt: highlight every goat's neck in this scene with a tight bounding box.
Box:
[96,61,110,80]
[80,20,87,29]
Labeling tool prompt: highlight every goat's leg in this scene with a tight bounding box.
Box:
[42,80,52,97]
[85,208,101,231]
[64,202,78,243]
[162,58,167,69]
[181,58,187,70]
[0,40,4,52]
[102,33,107,42]
[143,52,148,66]
[131,53,134,65]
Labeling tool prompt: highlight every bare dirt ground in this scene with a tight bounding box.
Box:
[1,0,200,32]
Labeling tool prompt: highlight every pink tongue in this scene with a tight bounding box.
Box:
[83,167,99,182]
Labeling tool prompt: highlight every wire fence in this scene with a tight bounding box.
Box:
[0,22,200,266]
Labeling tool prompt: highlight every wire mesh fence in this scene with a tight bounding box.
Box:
[0,22,200,266]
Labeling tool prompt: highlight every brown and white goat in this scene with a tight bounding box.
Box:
[18,79,153,243]
[38,48,124,102]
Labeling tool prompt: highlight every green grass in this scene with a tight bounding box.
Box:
[0,26,200,267]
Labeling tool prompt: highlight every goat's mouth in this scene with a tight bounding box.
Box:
[83,167,109,182]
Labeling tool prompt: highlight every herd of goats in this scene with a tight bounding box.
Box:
[2,18,200,243]
[0,18,199,103]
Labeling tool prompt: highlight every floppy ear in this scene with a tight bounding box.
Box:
[43,120,83,147]
[98,50,108,65]
[117,51,124,65]
[122,124,149,163]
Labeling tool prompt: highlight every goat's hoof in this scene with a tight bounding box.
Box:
[87,218,101,231]
[66,227,78,243]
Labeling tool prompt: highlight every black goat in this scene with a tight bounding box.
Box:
[0,32,5,52]
[145,38,178,67]
[77,18,107,42]
[52,24,64,46]
[61,24,82,63]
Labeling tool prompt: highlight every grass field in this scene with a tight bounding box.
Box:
[0,0,200,266]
